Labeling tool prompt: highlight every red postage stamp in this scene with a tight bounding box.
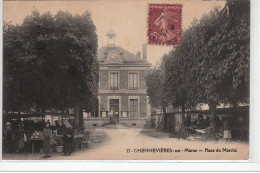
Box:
[148,4,182,45]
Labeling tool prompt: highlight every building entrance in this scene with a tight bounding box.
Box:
[109,99,119,124]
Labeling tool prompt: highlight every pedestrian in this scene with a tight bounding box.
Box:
[54,120,63,135]
[42,123,51,158]
[16,124,25,153]
[47,120,51,127]
[223,117,232,142]
[197,114,204,129]
[63,121,74,156]
[3,122,13,153]
[12,122,21,153]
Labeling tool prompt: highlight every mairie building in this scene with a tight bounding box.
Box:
[83,30,152,128]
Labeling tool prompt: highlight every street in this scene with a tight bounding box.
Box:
[3,126,249,160]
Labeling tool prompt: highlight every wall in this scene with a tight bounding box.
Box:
[139,95,147,117]
[99,69,148,90]
[99,71,109,90]
[84,118,110,129]
[100,95,108,111]
[120,70,128,89]
[121,96,128,111]
[139,70,147,89]
[95,66,151,129]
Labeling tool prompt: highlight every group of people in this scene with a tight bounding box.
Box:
[184,114,234,141]
[42,121,74,158]
[3,121,26,153]
[3,119,75,158]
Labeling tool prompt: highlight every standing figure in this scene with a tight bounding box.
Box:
[42,123,51,158]
[16,124,25,152]
[197,114,204,129]
[223,117,232,142]
[3,122,13,153]
[63,122,74,156]
[55,121,63,135]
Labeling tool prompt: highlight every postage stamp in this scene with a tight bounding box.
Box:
[148,4,182,45]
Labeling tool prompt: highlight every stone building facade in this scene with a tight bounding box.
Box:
[84,30,151,128]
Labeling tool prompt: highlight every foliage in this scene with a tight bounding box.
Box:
[3,10,99,113]
[164,30,197,110]
[145,57,168,111]
[144,0,249,131]
[162,0,249,110]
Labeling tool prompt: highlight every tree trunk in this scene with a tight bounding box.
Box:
[74,103,84,131]
[74,103,80,129]
[79,105,84,131]
[162,107,167,132]
[181,104,185,126]
[209,102,217,132]
[231,102,238,128]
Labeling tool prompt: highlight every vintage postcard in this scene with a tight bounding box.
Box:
[2,0,250,161]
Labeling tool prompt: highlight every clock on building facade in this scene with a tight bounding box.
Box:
[109,51,119,60]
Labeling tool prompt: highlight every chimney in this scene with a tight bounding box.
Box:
[142,44,147,61]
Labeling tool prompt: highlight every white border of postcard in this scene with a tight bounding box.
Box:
[0,0,259,172]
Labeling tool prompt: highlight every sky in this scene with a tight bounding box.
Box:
[3,0,226,65]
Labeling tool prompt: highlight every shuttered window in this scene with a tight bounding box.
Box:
[130,99,138,117]
[110,73,118,90]
[129,73,138,90]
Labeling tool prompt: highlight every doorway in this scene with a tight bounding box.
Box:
[109,99,119,124]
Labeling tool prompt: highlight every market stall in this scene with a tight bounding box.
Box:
[3,112,90,154]
[28,130,87,154]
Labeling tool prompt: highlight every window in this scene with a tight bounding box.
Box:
[130,99,138,117]
[83,112,98,118]
[129,73,138,90]
[122,111,128,118]
[101,111,108,118]
[110,73,118,90]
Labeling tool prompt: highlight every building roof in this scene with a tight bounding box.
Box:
[97,46,151,66]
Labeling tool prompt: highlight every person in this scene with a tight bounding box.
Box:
[192,117,198,126]
[197,114,204,129]
[54,120,63,135]
[216,116,223,134]
[3,122,13,153]
[16,124,25,153]
[223,117,232,142]
[42,123,51,158]
[47,120,51,127]
[63,122,74,156]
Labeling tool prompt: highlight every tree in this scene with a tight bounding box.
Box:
[145,58,168,114]
[3,10,99,129]
[162,0,249,131]
[185,0,249,129]
[145,58,169,131]
[164,47,192,122]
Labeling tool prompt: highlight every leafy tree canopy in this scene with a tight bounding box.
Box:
[163,0,249,109]
[3,10,99,113]
[145,56,168,111]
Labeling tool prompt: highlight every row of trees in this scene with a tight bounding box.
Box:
[3,10,99,129]
[146,0,250,130]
